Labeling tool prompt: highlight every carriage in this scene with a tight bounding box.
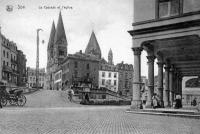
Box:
[0,84,26,107]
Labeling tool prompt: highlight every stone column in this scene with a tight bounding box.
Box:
[131,47,143,109]
[169,66,174,107]
[157,61,164,107]
[146,55,155,108]
[164,65,170,107]
[178,75,183,108]
[176,72,180,95]
[178,75,183,96]
[173,70,176,95]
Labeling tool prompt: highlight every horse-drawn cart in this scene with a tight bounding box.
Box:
[0,85,27,107]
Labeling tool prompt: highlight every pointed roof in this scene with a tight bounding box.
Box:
[108,48,113,56]
[48,21,56,49]
[108,48,113,65]
[54,11,67,44]
[85,31,101,59]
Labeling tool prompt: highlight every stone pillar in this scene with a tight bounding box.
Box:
[169,66,174,107]
[173,70,176,94]
[157,61,164,107]
[146,55,155,108]
[164,65,170,107]
[178,75,183,97]
[131,47,143,109]
[176,72,180,95]
[178,75,183,108]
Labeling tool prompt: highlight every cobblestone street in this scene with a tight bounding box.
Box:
[0,106,199,134]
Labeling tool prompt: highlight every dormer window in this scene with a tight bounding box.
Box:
[158,0,181,18]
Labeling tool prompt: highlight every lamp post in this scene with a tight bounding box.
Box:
[36,28,43,90]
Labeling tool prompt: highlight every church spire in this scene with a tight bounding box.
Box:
[108,48,113,65]
[54,11,67,44]
[47,21,56,50]
[85,31,101,59]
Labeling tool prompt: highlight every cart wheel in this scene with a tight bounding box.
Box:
[1,96,7,107]
[9,99,16,105]
[17,95,26,106]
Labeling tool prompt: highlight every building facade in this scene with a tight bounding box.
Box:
[116,62,133,96]
[98,69,118,92]
[1,38,18,86]
[98,49,119,92]
[62,51,100,89]
[17,50,27,86]
[46,12,68,90]
[129,0,200,108]
[27,67,45,88]
[54,69,62,90]
[0,29,27,87]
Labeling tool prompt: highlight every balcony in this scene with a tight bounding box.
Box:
[11,58,17,64]
[3,65,12,73]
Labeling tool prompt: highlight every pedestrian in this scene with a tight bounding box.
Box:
[152,94,158,109]
[192,98,197,106]
[68,88,74,102]
[85,93,89,103]
[175,94,181,109]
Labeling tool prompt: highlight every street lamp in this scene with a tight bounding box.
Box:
[36,28,43,90]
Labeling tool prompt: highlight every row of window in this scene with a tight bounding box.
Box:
[119,80,132,89]
[29,77,44,81]
[2,39,17,51]
[73,70,90,78]
[101,79,117,86]
[29,83,44,87]
[3,61,17,70]
[28,72,45,76]
[2,72,17,83]
[3,50,16,60]
[101,72,117,78]
[74,61,90,69]
[100,65,118,71]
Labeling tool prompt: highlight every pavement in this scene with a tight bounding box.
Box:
[0,106,200,134]
[25,90,81,107]
[0,90,200,134]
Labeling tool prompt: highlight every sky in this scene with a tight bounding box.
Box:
[0,0,152,77]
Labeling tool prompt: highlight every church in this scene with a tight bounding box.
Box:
[46,12,133,94]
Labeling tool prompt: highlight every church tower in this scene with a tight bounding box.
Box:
[46,12,68,90]
[108,48,113,65]
[53,11,68,64]
[47,21,56,67]
[85,31,101,59]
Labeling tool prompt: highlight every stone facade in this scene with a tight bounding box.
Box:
[17,50,27,87]
[54,69,62,90]
[0,31,26,87]
[98,63,118,92]
[116,62,133,96]
[27,67,45,88]
[129,0,200,108]
[62,51,99,88]
[46,12,68,90]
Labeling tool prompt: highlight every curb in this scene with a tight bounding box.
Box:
[126,110,200,119]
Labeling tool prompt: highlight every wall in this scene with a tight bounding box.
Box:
[183,0,200,13]
[134,0,156,23]
[133,0,200,24]
[98,70,118,92]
